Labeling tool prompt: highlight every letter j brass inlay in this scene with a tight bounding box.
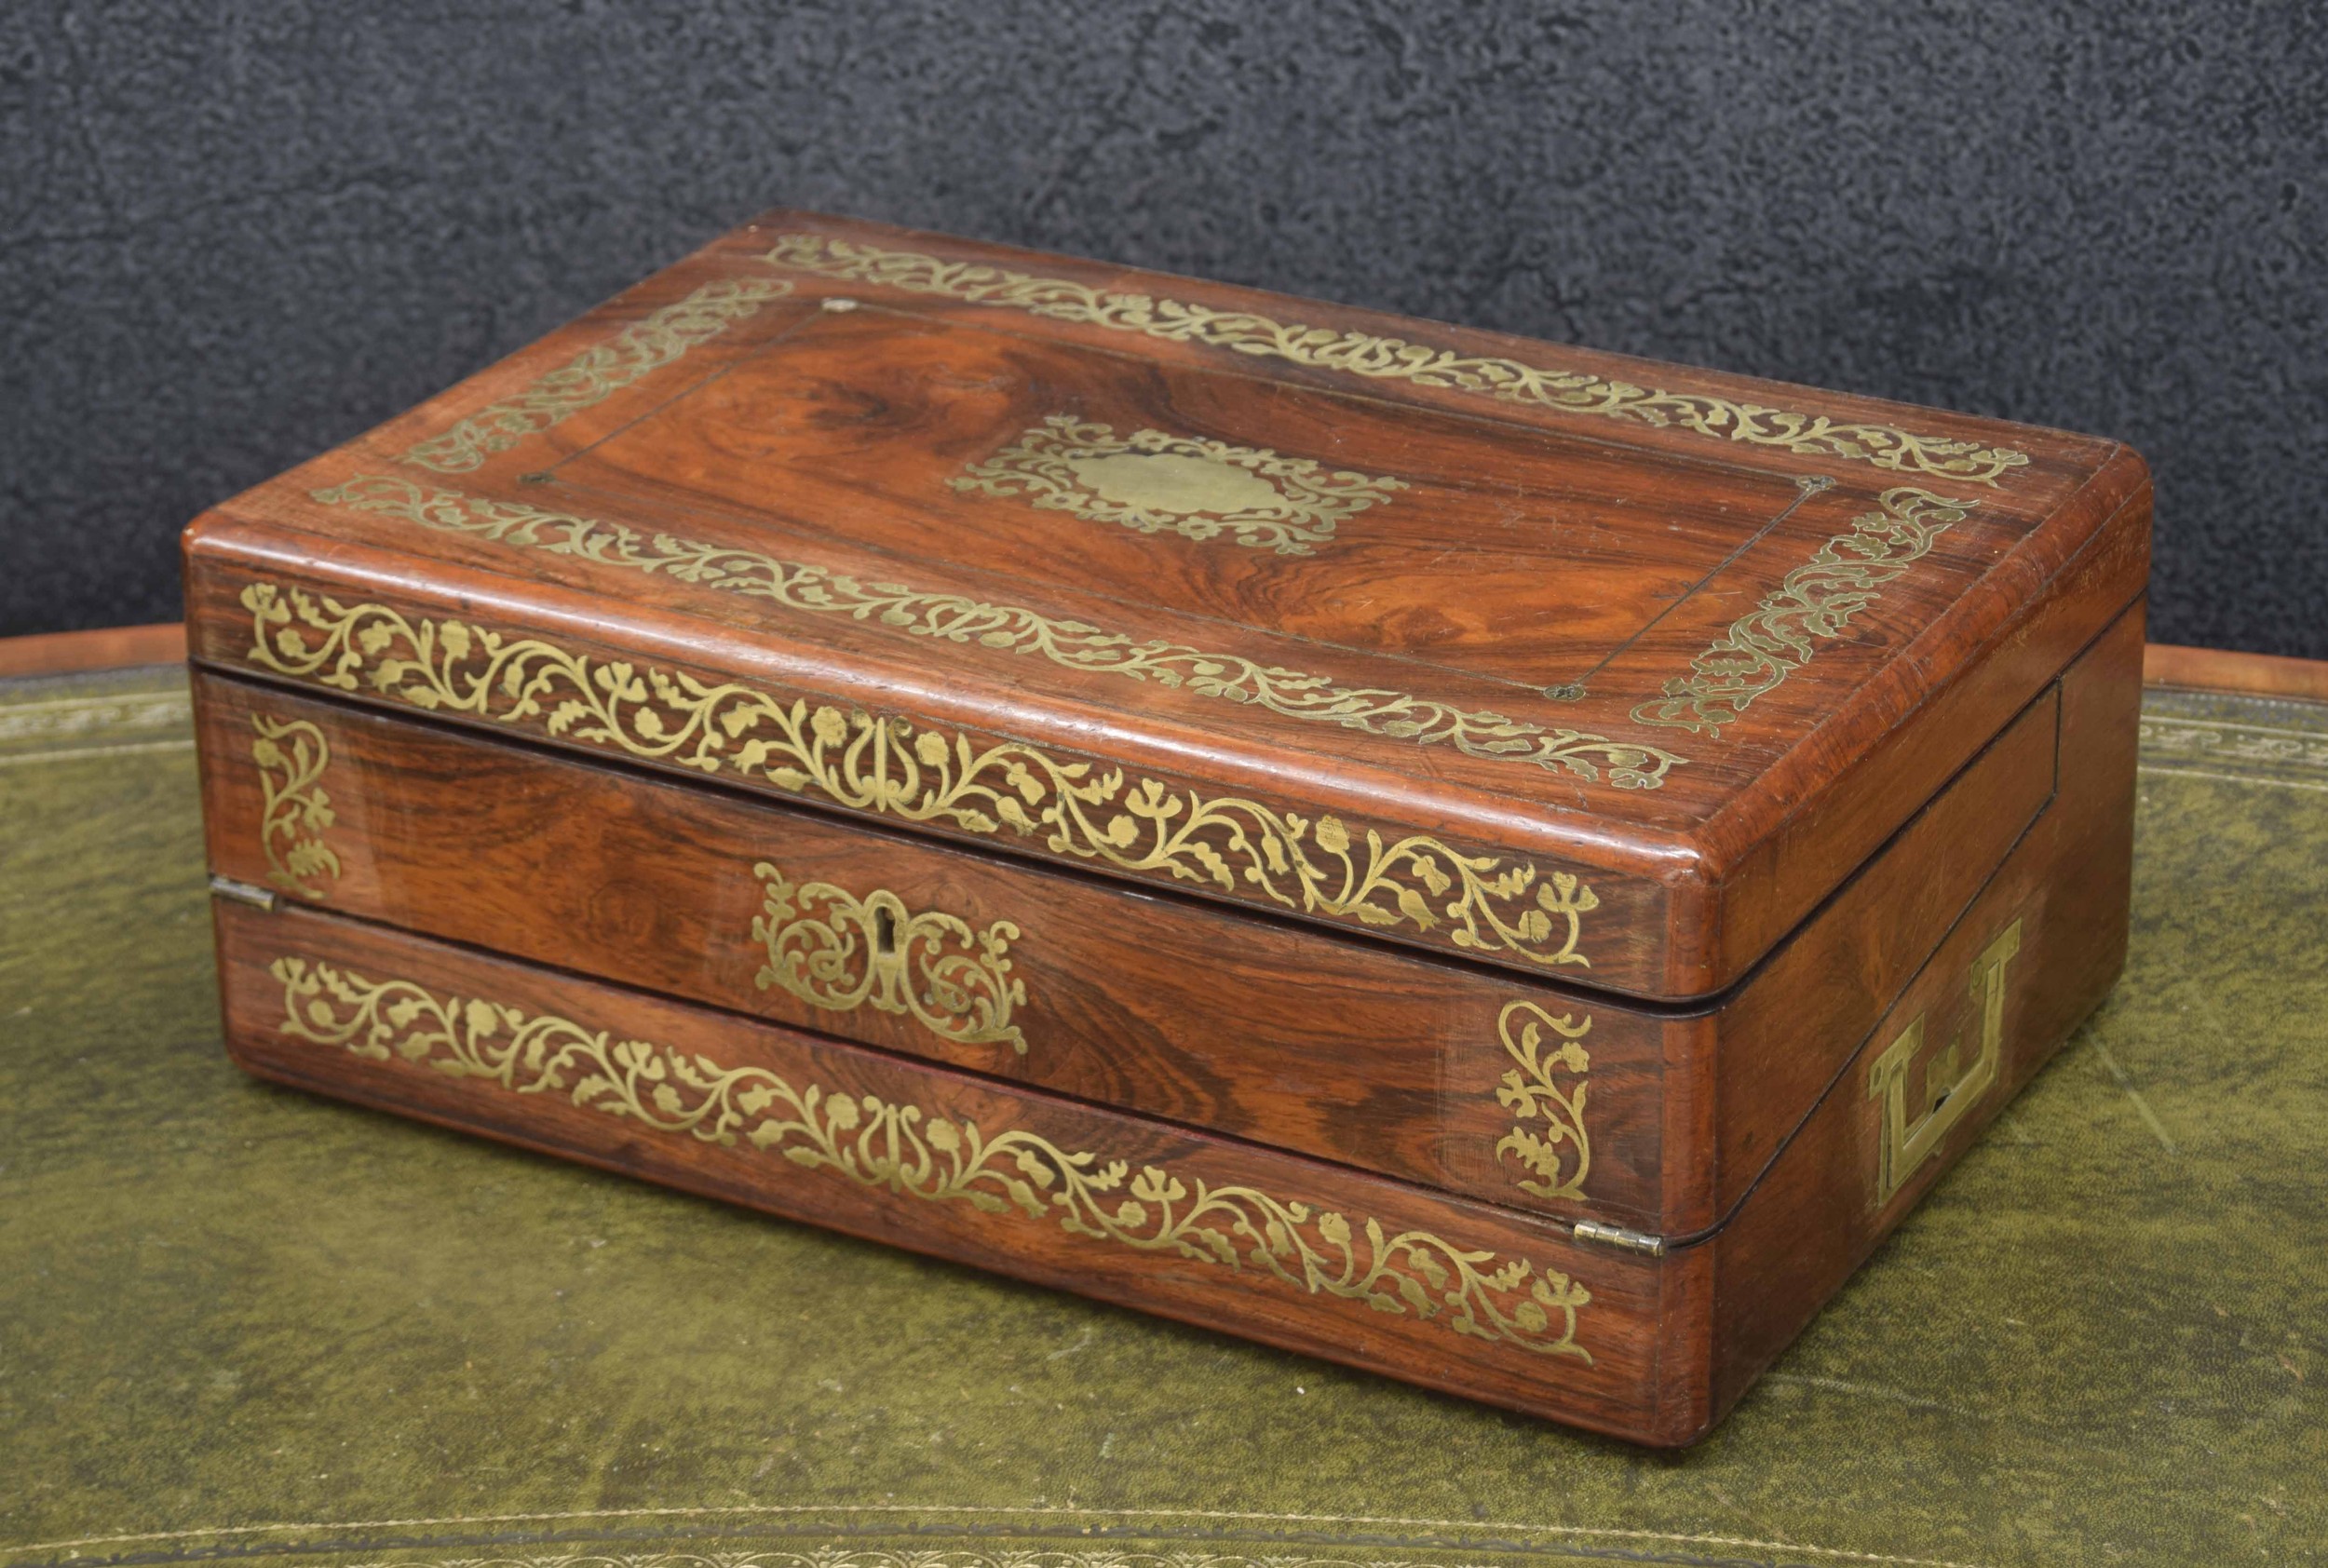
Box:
[1866,919,2023,1207]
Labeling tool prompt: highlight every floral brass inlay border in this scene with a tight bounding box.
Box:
[269,955,1594,1358]
[238,582,1602,968]
[400,278,795,473]
[763,233,2031,488]
[313,474,1684,790]
[752,861,1028,1054]
[952,414,1405,555]
[250,714,340,899]
[1493,1001,1591,1202]
[1631,487,1978,736]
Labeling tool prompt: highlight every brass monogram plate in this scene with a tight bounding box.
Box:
[269,954,1593,1359]
[1866,919,2023,1206]
[952,415,1405,555]
[751,861,1028,1053]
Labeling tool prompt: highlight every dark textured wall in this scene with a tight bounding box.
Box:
[5,2,2323,655]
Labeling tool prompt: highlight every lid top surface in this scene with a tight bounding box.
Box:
[186,211,2146,996]
[563,303,1818,701]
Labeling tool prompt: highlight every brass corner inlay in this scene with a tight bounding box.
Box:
[268,954,1593,1359]
[312,474,1684,791]
[1494,1001,1592,1202]
[762,233,2031,487]
[238,581,1602,968]
[1632,487,1978,736]
[751,861,1028,1054]
[952,414,1404,556]
[250,714,340,899]
[1867,918,2023,1207]
[400,278,794,473]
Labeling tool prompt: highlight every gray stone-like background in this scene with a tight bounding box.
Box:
[5,1,2322,655]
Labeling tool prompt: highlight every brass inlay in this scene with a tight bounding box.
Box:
[1632,487,1978,735]
[400,278,794,473]
[314,476,1682,790]
[952,415,1405,555]
[752,861,1028,1054]
[269,955,1594,1358]
[1493,1002,1591,1202]
[239,582,1602,968]
[250,714,340,899]
[1866,919,2023,1207]
[763,233,2031,487]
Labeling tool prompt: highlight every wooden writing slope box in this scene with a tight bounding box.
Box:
[183,213,2150,1445]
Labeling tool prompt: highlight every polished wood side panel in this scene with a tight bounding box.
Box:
[189,652,2068,1239]
[190,667,1673,1228]
[1704,598,2145,1429]
[210,899,1687,1444]
[1704,684,2060,1219]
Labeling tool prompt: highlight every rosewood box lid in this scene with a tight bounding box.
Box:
[183,211,2151,1002]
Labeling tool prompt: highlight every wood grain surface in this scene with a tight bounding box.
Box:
[191,624,2088,1240]
[177,212,2157,1443]
[210,896,1691,1443]
[194,599,2143,1440]
[181,210,2152,997]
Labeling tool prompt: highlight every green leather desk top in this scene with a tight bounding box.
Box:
[3,667,2322,1568]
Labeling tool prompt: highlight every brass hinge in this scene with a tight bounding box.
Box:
[208,873,278,912]
[1572,1220,1667,1257]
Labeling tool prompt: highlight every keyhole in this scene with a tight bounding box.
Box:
[873,904,899,957]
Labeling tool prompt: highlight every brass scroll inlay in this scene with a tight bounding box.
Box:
[1866,919,2023,1207]
[250,714,340,899]
[763,233,2031,487]
[268,955,1594,1359]
[400,278,794,473]
[1633,488,1978,736]
[952,415,1405,555]
[238,582,1602,968]
[314,476,1682,790]
[1494,1002,1591,1202]
[752,862,1028,1054]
